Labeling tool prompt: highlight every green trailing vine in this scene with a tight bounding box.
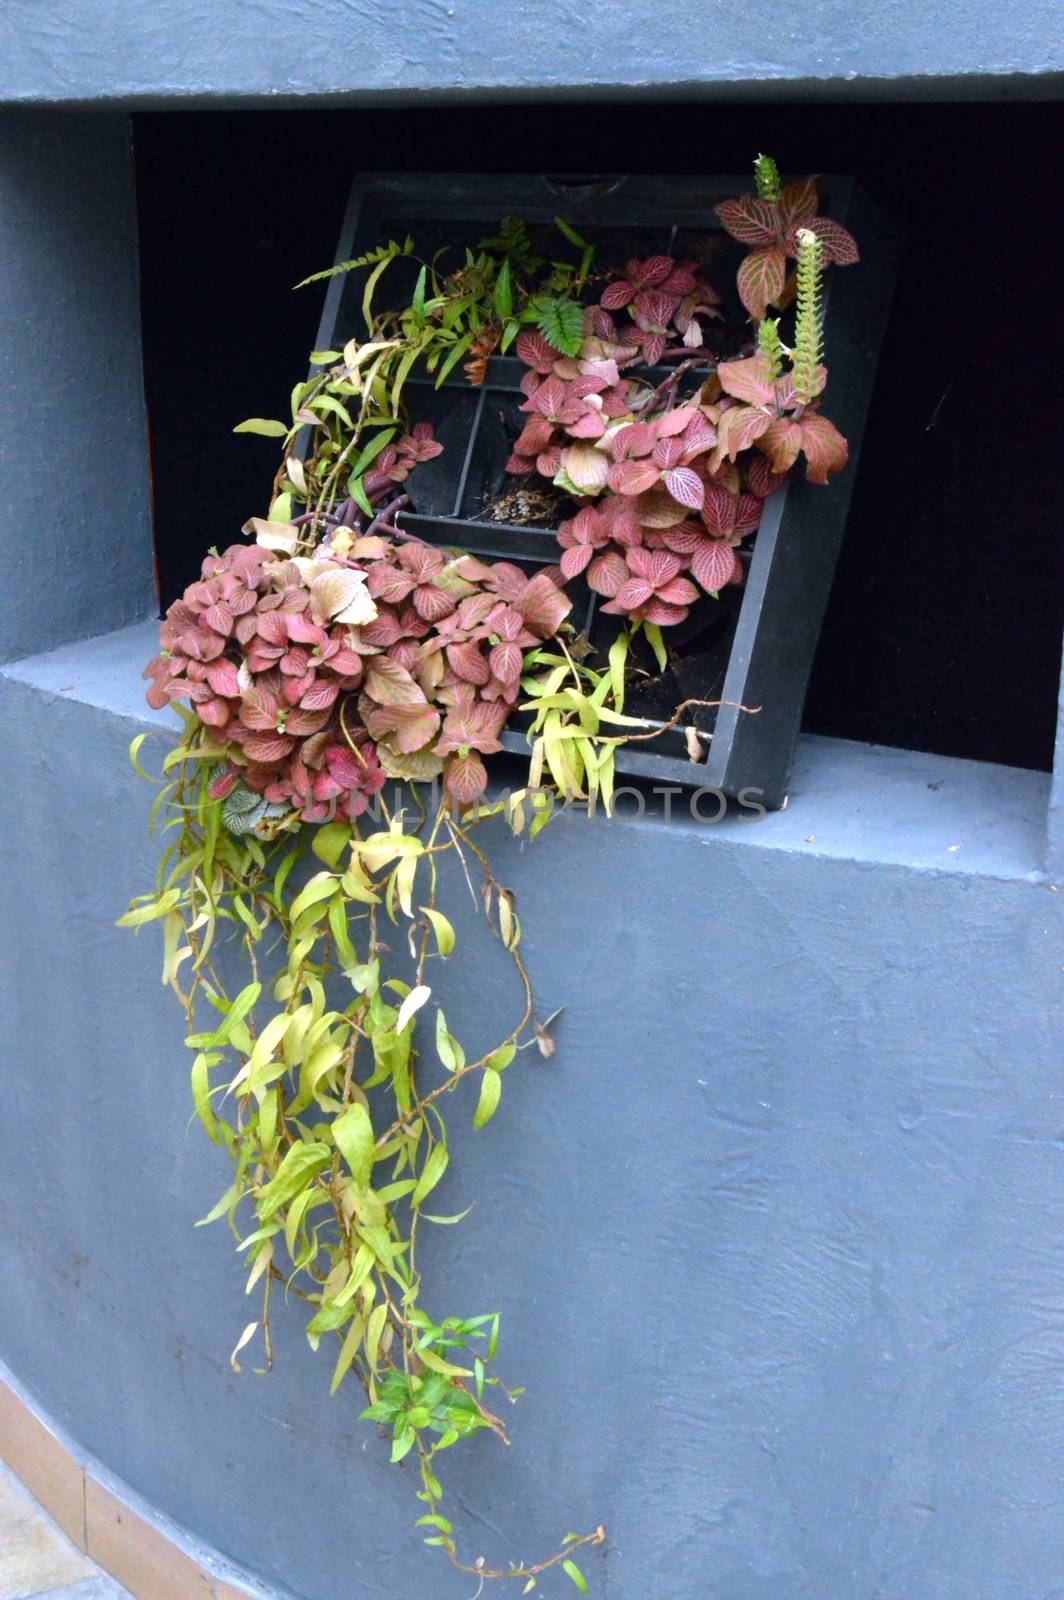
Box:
[122,156,858,1594]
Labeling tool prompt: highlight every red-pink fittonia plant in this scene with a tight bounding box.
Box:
[506,162,856,630]
[146,430,570,817]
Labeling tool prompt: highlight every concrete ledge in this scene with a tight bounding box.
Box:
[0,1,1061,109]
[2,619,1052,882]
[0,1364,291,1600]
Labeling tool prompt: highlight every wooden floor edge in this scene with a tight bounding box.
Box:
[0,1369,276,1600]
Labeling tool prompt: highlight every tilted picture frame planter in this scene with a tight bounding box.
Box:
[312,172,898,809]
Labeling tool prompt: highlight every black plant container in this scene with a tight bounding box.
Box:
[311,173,898,809]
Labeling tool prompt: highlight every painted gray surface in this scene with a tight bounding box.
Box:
[2,624,1063,1600]
[1,99,1063,1600]
[0,0,1061,108]
[0,113,155,663]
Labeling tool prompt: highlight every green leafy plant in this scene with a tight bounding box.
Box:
[123,159,859,1593]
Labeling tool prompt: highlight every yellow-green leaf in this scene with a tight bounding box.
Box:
[473,1069,502,1131]
[421,906,455,957]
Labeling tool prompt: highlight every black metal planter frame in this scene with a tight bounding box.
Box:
[312,172,898,809]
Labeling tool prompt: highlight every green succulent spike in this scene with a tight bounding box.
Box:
[754,153,781,203]
[757,317,784,381]
[792,228,824,407]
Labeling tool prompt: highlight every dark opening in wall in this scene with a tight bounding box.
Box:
[134,101,1062,775]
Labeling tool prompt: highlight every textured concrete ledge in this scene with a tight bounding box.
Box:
[0,1365,289,1600]
[2,619,1052,882]
[0,0,1061,109]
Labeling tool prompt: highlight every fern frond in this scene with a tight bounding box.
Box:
[537,297,584,357]
[293,237,414,291]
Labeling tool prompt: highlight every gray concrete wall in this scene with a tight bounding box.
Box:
[0,0,1061,107]
[1,107,1063,1600]
[0,113,155,663]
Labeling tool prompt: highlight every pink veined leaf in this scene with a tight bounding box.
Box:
[515,329,558,372]
[637,255,678,287]
[701,482,738,538]
[610,422,655,461]
[285,707,331,736]
[600,280,635,310]
[681,422,717,461]
[519,370,542,398]
[735,493,764,536]
[642,597,690,627]
[663,466,705,511]
[608,458,661,497]
[777,175,819,231]
[446,640,491,685]
[736,247,788,320]
[358,611,404,648]
[205,659,241,697]
[300,679,340,711]
[636,490,689,529]
[714,195,781,246]
[242,732,295,763]
[566,408,607,440]
[691,538,740,593]
[633,289,677,330]
[518,573,572,637]
[537,448,563,477]
[653,437,684,470]
[256,611,289,647]
[757,417,805,475]
[364,701,441,753]
[715,403,774,463]
[655,406,699,439]
[389,640,420,674]
[640,332,666,365]
[586,551,629,597]
[489,640,523,683]
[661,264,697,296]
[614,577,654,610]
[207,767,238,800]
[528,375,574,421]
[506,450,534,475]
[282,672,313,706]
[198,698,230,727]
[326,744,374,789]
[203,603,234,637]
[801,216,860,266]
[660,521,704,554]
[562,442,609,490]
[367,566,417,604]
[560,544,595,579]
[285,611,326,646]
[746,453,788,499]
[641,549,683,586]
[514,416,555,456]
[413,585,458,623]
[398,543,445,581]
[445,751,488,812]
[717,353,778,409]
[240,685,281,730]
[657,576,700,605]
[568,505,604,545]
[795,412,849,484]
[364,654,428,706]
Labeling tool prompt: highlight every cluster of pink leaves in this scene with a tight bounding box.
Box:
[145,484,571,818]
[505,266,784,626]
[714,175,859,320]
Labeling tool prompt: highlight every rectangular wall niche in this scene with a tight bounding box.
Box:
[312,172,897,808]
